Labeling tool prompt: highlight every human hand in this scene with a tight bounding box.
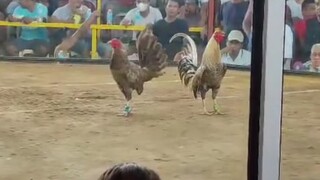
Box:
[122,19,132,26]
[21,17,34,24]
[220,46,231,54]
[67,17,75,23]
[74,6,89,17]
[92,10,101,18]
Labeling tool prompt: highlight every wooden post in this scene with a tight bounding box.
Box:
[207,0,215,38]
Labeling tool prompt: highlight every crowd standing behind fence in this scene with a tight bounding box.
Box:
[0,0,319,73]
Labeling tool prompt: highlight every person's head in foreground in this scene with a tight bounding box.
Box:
[97,162,161,180]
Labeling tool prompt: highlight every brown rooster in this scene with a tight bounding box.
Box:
[170,30,227,115]
[108,25,167,116]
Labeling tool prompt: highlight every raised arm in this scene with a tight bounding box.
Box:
[242,0,253,36]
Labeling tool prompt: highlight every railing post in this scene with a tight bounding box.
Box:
[97,0,102,40]
[207,0,215,38]
[91,27,98,59]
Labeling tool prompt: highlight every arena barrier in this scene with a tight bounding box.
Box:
[0,20,318,76]
[0,21,202,58]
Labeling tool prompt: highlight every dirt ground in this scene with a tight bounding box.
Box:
[0,62,319,180]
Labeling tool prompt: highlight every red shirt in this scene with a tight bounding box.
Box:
[294,20,307,42]
[294,16,317,42]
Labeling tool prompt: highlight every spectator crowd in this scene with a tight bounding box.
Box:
[0,0,319,73]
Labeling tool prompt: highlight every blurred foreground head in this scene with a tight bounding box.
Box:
[98,162,161,180]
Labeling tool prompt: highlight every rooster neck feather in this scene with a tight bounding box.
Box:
[201,35,222,70]
[110,48,129,70]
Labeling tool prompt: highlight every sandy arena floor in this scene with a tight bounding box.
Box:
[0,62,319,180]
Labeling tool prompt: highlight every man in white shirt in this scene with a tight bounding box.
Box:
[284,24,294,70]
[120,0,163,40]
[221,30,251,66]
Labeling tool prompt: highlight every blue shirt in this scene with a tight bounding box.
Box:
[218,1,249,33]
[13,3,48,41]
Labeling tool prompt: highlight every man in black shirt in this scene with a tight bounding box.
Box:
[153,0,189,61]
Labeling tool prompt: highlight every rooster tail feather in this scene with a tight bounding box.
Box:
[169,33,198,66]
[177,56,198,88]
[170,33,199,91]
[137,25,168,81]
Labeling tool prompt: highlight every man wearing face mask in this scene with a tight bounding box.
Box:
[120,0,162,40]
[120,0,163,40]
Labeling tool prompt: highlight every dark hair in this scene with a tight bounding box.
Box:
[98,162,161,180]
[302,0,316,10]
[168,0,185,7]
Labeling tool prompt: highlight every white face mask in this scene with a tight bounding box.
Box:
[137,3,149,12]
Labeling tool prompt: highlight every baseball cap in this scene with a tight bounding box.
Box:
[228,30,244,43]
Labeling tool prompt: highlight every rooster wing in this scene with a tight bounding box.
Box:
[136,23,167,73]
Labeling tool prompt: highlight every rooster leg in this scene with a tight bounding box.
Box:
[201,99,212,115]
[213,99,224,115]
[211,88,224,115]
[117,89,133,117]
[123,100,132,117]
[199,89,212,115]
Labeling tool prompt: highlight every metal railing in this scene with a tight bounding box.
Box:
[0,21,202,59]
[0,21,318,76]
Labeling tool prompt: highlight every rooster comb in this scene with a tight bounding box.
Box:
[213,29,225,44]
[109,38,122,49]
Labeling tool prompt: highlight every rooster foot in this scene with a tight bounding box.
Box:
[210,110,224,115]
[201,100,212,115]
[117,113,132,117]
[212,104,225,115]
[200,111,213,116]
[117,105,132,117]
